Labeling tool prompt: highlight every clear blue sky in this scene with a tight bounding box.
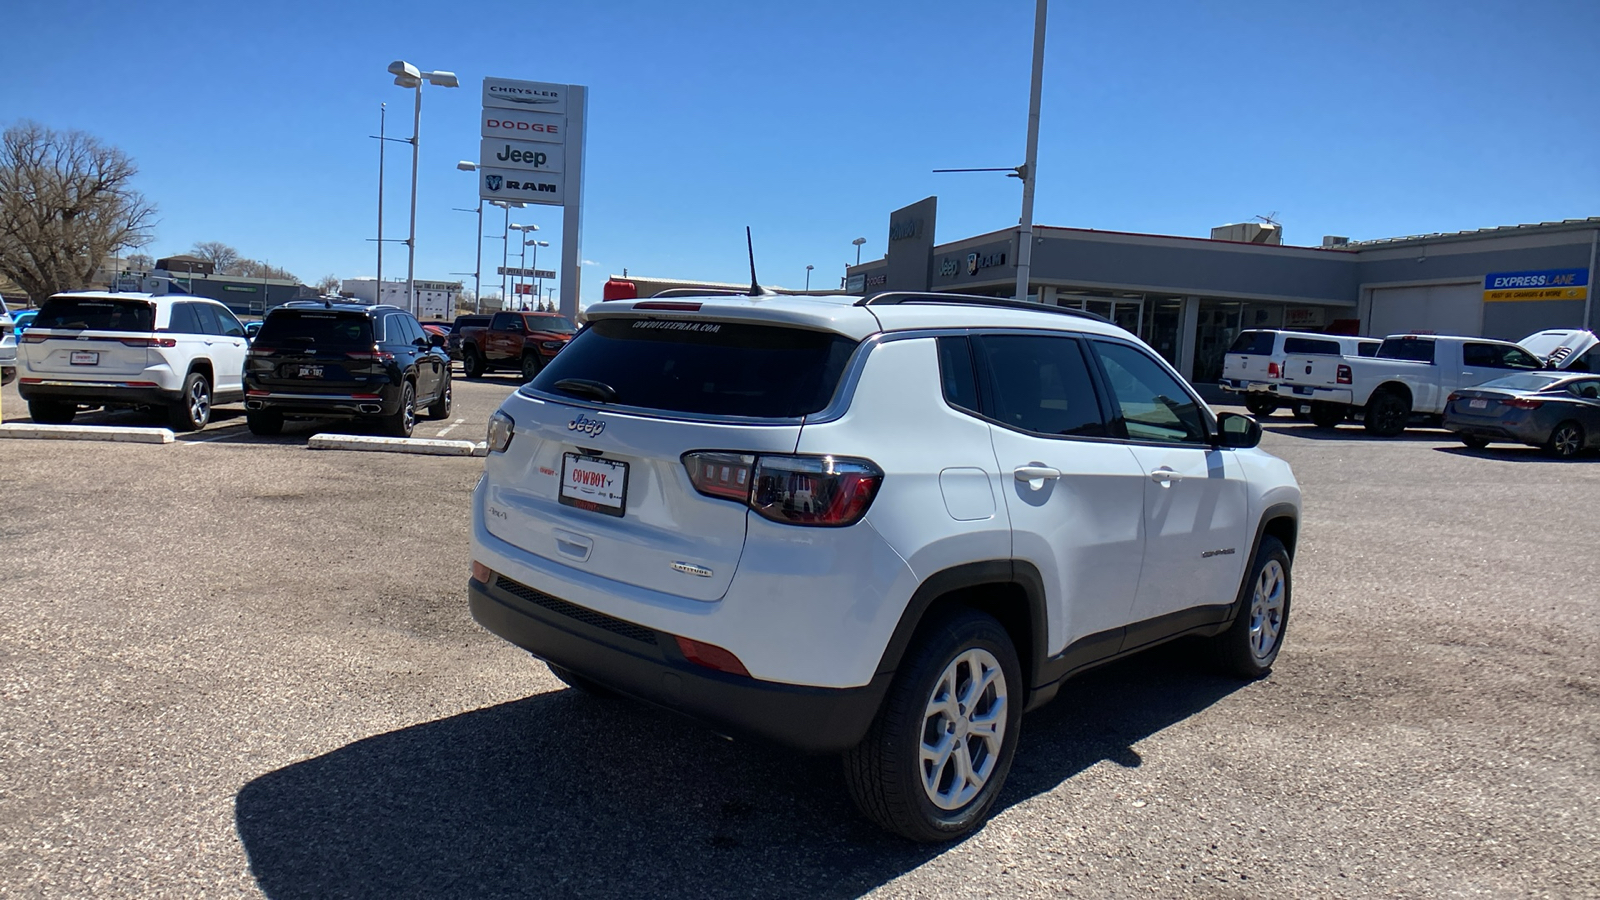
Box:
[6,0,1598,302]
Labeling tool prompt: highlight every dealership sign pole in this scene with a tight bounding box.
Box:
[478,77,587,320]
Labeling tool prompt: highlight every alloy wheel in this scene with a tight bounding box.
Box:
[189,379,210,425]
[919,648,1008,811]
[1551,423,1582,458]
[1249,559,1286,660]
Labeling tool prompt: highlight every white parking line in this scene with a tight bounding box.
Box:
[435,418,466,437]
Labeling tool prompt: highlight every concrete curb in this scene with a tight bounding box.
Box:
[308,433,488,457]
[0,423,175,444]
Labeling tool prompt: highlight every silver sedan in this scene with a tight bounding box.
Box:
[1444,372,1600,458]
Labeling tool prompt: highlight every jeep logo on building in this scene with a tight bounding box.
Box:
[938,258,959,278]
[568,414,606,436]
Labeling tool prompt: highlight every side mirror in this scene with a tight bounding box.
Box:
[429,333,446,348]
[1214,412,1262,449]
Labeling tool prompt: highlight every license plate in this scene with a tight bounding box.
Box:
[1469,399,1488,409]
[560,452,628,517]
[70,351,99,366]
[1293,386,1312,395]
[297,365,323,378]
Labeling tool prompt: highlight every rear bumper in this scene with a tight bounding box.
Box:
[1277,385,1352,405]
[1219,379,1275,394]
[243,386,401,417]
[17,379,180,407]
[1442,416,1544,444]
[468,573,890,753]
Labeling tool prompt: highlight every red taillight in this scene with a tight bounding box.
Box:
[634,301,703,311]
[350,393,382,400]
[674,636,750,677]
[248,346,278,357]
[1506,397,1543,410]
[1267,362,1280,378]
[120,337,177,348]
[1336,364,1352,385]
[683,452,884,527]
[346,348,395,362]
[470,561,493,584]
[1446,392,1461,404]
[683,452,755,501]
[20,332,48,343]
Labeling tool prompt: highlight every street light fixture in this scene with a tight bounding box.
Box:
[388,59,459,316]
[454,161,483,310]
[852,237,866,265]
[510,224,539,305]
[805,264,814,292]
[526,239,550,306]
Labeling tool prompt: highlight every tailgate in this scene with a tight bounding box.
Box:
[1280,354,1345,388]
[22,330,152,377]
[483,391,799,601]
[1222,352,1277,384]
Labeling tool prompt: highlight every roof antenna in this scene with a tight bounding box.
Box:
[746,226,773,296]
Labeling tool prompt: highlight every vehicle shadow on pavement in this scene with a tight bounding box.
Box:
[1434,446,1594,463]
[1260,422,1450,443]
[234,642,1245,900]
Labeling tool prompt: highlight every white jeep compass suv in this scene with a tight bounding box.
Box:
[17,291,249,431]
[469,291,1301,841]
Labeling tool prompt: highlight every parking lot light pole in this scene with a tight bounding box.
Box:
[510,223,539,308]
[528,239,550,304]
[806,264,814,292]
[1013,0,1047,303]
[852,237,866,266]
[387,61,459,317]
[455,161,483,309]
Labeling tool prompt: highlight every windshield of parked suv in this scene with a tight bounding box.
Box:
[529,318,858,418]
[35,296,156,332]
[256,310,374,346]
[1227,331,1276,355]
[524,315,577,334]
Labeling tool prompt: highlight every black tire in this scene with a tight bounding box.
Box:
[1459,435,1490,450]
[1214,535,1292,678]
[521,352,541,382]
[1545,420,1585,459]
[28,399,77,424]
[843,609,1023,843]
[547,662,618,698]
[246,409,284,436]
[1309,401,1346,429]
[383,382,416,438]
[1363,391,1410,437]
[167,370,212,432]
[426,372,453,419]
[462,345,485,378]
[1244,396,1277,418]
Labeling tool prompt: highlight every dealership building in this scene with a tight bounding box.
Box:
[845,198,1598,384]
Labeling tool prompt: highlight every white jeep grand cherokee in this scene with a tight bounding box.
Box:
[469,291,1301,841]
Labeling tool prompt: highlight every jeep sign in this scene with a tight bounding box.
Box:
[479,138,564,173]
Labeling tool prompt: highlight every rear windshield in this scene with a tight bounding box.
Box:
[1377,338,1435,363]
[530,318,859,418]
[256,310,374,346]
[36,297,155,333]
[1228,331,1276,355]
[1482,373,1565,392]
[1282,337,1341,356]
[1356,341,1380,357]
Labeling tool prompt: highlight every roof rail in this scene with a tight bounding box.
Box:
[856,291,1112,324]
[648,288,753,299]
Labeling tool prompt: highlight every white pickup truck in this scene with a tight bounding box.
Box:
[1279,329,1597,435]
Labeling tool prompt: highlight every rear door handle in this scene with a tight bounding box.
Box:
[1014,466,1061,490]
[1150,467,1183,485]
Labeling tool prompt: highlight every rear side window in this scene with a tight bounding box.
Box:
[1282,337,1340,356]
[165,302,203,335]
[212,305,246,338]
[937,336,980,413]
[530,318,858,418]
[257,311,375,346]
[1356,341,1380,357]
[975,334,1107,438]
[36,297,155,332]
[1228,331,1276,355]
[1378,338,1435,363]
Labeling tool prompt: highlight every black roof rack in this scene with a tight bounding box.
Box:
[856,291,1111,324]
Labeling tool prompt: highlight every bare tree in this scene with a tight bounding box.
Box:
[233,259,299,282]
[0,121,156,299]
[125,252,155,271]
[189,241,241,274]
[316,274,340,295]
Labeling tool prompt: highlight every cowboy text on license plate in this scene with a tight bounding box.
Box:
[560,452,628,517]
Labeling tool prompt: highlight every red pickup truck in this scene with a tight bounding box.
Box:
[457,311,578,380]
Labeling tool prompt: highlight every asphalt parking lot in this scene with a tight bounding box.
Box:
[1,383,1596,898]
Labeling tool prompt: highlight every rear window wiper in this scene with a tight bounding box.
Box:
[552,378,618,403]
